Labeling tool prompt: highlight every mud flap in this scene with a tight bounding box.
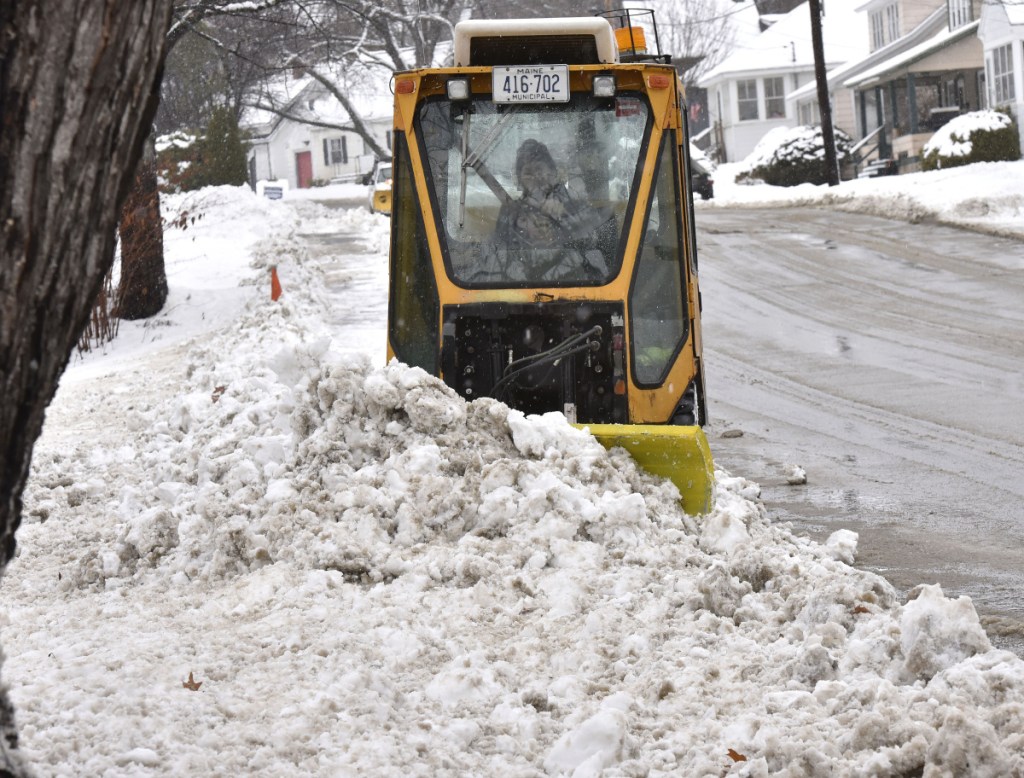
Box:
[577,424,715,516]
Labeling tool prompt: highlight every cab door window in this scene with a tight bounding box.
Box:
[629,130,689,386]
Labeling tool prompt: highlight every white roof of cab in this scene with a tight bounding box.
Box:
[453,17,618,67]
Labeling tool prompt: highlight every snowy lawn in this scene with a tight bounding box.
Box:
[5,172,1024,775]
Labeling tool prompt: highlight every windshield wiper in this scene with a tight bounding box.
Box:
[458,110,515,226]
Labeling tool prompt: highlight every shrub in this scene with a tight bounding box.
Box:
[155,132,202,193]
[921,109,1021,171]
[741,125,852,187]
[197,106,249,187]
[156,107,249,193]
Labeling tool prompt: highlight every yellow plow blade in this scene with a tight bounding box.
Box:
[578,424,715,516]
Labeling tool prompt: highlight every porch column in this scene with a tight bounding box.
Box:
[877,86,890,158]
[888,81,899,135]
[907,73,918,134]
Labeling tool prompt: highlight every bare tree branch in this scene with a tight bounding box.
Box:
[169,0,292,45]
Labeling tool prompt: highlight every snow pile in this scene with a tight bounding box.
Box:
[707,151,1024,240]
[7,185,1024,774]
[923,109,1016,159]
[65,350,689,589]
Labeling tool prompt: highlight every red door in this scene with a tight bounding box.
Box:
[295,151,313,188]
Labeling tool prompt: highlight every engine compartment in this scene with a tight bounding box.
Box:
[440,301,628,423]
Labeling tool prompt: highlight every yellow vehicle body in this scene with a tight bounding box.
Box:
[368,161,393,216]
[371,188,392,216]
[385,12,714,513]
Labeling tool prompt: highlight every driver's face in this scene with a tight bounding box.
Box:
[518,159,557,196]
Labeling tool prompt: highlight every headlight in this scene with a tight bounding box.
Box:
[592,75,616,98]
[447,78,471,101]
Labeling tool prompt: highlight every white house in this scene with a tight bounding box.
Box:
[243,63,394,190]
[698,1,868,163]
[979,0,1024,154]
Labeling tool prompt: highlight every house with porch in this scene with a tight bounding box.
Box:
[837,0,985,172]
[979,0,1024,155]
[243,63,393,190]
[697,1,868,163]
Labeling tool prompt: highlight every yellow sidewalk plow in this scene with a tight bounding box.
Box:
[580,424,715,516]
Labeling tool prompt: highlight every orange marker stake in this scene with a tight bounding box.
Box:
[270,265,282,301]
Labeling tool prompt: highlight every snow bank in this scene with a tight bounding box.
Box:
[707,157,1024,241]
[7,185,1024,775]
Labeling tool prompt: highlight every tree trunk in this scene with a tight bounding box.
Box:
[0,1,173,773]
[117,136,169,320]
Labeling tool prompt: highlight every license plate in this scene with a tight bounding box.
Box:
[492,65,569,104]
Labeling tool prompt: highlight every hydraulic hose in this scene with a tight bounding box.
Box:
[491,325,602,401]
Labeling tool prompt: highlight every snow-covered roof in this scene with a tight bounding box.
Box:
[240,71,317,136]
[241,37,455,139]
[843,20,980,88]
[241,58,395,139]
[698,1,868,86]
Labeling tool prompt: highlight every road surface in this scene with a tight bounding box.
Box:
[696,206,1024,654]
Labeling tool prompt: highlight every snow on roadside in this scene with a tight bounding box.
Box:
[5,185,1024,775]
[705,157,1024,243]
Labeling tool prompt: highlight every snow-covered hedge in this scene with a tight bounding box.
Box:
[738,125,852,187]
[922,109,1021,171]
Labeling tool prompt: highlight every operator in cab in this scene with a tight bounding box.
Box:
[468,139,614,285]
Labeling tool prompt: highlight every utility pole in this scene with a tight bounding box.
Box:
[809,0,839,186]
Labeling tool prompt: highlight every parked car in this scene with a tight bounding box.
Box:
[367,161,393,215]
[691,158,714,200]
[857,158,899,178]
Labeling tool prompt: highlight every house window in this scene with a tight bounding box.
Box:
[737,79,759,121]
[870,12,885,51]
[869,4,900,50]
[386,130,393,152]
[990,44,1015,106]
[323,137,348,166]
[764,77,785,118]
[948,0,972,29]
[885,4,900,42]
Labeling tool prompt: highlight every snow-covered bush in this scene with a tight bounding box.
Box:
[738,125,852,187]
[155,108,249,193]
[921,109,1021,171]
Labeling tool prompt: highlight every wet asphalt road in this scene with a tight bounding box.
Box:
[695,206,1024,654]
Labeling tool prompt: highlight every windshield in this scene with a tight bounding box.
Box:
[416,92,650,287]
[376,164,392,184]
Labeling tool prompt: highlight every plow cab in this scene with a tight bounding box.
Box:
[386,10,714,514]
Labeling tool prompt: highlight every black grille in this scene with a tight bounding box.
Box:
[441,301,627,424]
[470,35,600,66]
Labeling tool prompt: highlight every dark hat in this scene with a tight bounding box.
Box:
[515,139,556,183]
